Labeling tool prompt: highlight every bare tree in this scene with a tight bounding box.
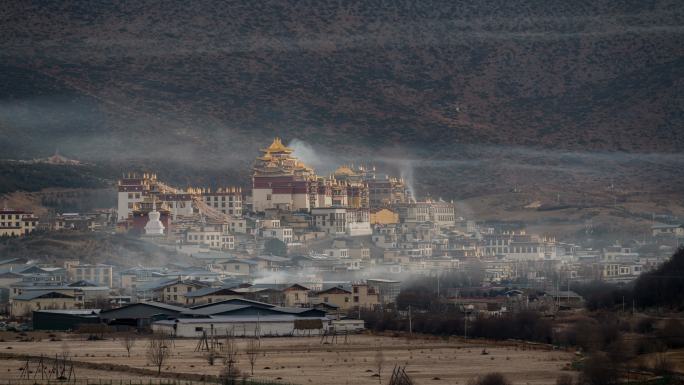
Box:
[120,333,136,357]
[146,332,172,376]
[245,339,260,376]
[206,350,218,366]
[374,349,385,385]
[221,334,240,385]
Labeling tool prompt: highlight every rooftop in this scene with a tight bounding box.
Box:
[14,290,75,301]
[155,315,327,325]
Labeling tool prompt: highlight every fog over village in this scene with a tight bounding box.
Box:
[0,1,683,385]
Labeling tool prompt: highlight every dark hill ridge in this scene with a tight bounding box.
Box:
[1,0,682,159]
[0,0,683,215]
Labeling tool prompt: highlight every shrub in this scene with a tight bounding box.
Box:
[467,372,512,385]
[635,317,655,334]
[634,336,666,355]
[579,354,619,385]
[658,319,684,348]
[606,337,634,364]
[556,374,573,385]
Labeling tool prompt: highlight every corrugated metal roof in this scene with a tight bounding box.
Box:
[14,290,75,300]
[155,315,328,325]
[34,309,101,315]
[99,301,187,315]
[184,304,250,316]
[13,285,109,291]
[255,255,290,262]
[185,287,241,298]
[190,298,275,309]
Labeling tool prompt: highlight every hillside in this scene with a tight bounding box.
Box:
[0,231,190,267]
[1,1,682,157]
[0,1,682,236]
[0,161,112,195]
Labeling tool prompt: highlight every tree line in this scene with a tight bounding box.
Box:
[360,308,553,344]
[573,246,684,311]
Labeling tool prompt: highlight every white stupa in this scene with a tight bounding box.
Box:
[144,199,165,236]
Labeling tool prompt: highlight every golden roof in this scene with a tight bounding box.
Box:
[261,137,293,153]
[334,165,356,176]
[295,161,313,171]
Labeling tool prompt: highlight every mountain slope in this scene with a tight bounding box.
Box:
[1,0,682,160]
[0,1,683,229]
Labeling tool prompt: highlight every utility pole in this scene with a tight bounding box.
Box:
[408,305,412,336]
[464,312,468,340]
[556,276,560,313]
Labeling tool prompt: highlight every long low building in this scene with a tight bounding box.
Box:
[27,297,362,336]
[99,301,187,329]
[32,309,101,330]
[152,298,331,337]
[153,315,329,337]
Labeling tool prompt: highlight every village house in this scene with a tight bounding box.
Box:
[651,224,684,238]
[184,225,235,250]
[312,283,380,311]
[64,261,114,287]
[10,291,82,317]
[144,279,210,304]
[283,284,310,307]
[310,207,372,236]
[0,209,38,237]
[183,286,243,305]
[312,286,352,310]
[260,226,294,244]
[213,259,257,277]
[367,279,401,305]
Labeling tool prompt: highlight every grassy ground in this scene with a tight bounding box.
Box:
[0,333,575,385]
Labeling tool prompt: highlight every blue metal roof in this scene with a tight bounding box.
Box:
[14,290,75,300]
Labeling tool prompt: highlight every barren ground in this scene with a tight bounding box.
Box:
[0,332,575,385]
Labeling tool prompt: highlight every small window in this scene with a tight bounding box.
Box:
[195,327,203,332]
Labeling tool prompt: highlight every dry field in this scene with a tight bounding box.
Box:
[0,332,575,385]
